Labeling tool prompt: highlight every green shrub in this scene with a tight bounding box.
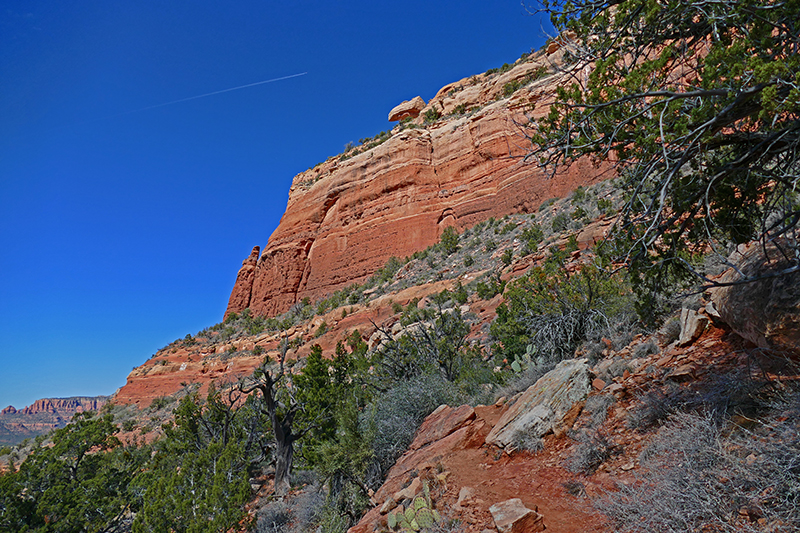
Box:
[571,206,588,220]
[552,212,571,232]
[423,107,441,124]
[451,103,469,115]
[452,281,468,305]
[464,254,475,267]
[498,221,517,235]
[571,186,586,205]
[132,390,257,533]
[476,273,506,300]
[520,224,544,255]
[149,396,170,412]
[503,79,523,96]
[491,264,634,363]
[597,197,614,215]
[439,226,459,255]
[501,248,514,266]
[0,413,150,533]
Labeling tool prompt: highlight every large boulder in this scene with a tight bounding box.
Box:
[388,96,426,121]
[486,358,590,448]
[489,498,545,533]
[710,241,800,356]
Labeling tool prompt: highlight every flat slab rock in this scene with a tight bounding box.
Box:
[489,498,545,533]
[410,404,476,450]
[485,358,590,448]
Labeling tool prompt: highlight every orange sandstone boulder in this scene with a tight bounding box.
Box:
[388,96,426,121]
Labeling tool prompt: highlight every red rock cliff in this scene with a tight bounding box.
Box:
[225,48,601,319]
[17,396,108,415]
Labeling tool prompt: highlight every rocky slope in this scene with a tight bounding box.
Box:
[225,44,604,319]
[346,324,756,533]
[112,174,620,410]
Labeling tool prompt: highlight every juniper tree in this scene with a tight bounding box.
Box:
[527,0,800,307]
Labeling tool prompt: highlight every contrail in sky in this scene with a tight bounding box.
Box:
[26,72,308,137]
[124,72,308,115]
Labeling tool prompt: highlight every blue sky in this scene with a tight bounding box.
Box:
[0,1,552,409]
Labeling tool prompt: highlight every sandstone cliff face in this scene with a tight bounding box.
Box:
[225,48,600,319]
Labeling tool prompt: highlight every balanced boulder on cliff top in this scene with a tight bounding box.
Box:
[388,96,426,121]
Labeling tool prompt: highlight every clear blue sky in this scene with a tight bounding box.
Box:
[0,1,552,409]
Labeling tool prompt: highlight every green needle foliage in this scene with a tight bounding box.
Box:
[0,412,149,533]
[131,387,260,533]
[528,0,800,303]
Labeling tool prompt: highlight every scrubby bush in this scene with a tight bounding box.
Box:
[632,339,658,359]
[501,248,514,266]
[567,429,619,475]
[423,107,442,124]
[491,263,634,365]
[439,227,459,256]
[600,401,800,533]
[539,198,558,211]
[256,501,291,532]
[520,224,544,255]
[551,212,571,233]
[368,374,460,472]
[627,370,766,432]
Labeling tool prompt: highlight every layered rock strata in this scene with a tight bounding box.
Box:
[225,48,603,319]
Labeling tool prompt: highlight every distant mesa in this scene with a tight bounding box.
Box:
[388,96,426,122]
[0,396,109,446]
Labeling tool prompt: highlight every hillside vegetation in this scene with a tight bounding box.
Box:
[1,1,799,531]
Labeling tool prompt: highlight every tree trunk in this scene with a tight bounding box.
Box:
[273,436,293,496]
